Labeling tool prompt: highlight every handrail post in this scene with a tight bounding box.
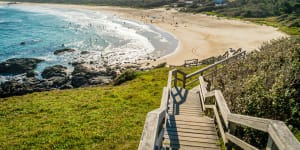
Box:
[226,122,237,150]
[183,75,186,88]
[266,135,275,150]
[173,70,177,87]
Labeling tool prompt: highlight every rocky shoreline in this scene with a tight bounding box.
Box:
[0,48,146,98]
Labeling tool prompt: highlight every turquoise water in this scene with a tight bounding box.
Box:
[0,5,178,77]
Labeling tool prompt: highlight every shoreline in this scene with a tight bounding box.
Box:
[3,2,287,66]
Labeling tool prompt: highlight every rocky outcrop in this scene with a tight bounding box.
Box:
[41,65,68,79]
[71,64,114,87]
[0,58,44,75]
[0,63,120,97]
[54,48,76,55]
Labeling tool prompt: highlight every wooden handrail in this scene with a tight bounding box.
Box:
[170,51,246,89]
[199,76,300,150]
[186,51,246,79]
[139,69,176,150]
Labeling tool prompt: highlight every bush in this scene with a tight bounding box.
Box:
[154,62,167,69]
[113,69,137,85]
[208,38,300,146]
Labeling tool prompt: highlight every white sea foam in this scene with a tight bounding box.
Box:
[12,5,159,65]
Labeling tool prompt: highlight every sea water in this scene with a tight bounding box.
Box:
[0,4,178,78]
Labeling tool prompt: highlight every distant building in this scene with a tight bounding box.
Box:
[214,0,224,4]
[173,0,200,7]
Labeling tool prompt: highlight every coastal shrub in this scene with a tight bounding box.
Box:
[208,37,300,146]
[113,69,137,85]
[154,62,167,68]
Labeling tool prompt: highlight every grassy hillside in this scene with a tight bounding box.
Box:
[0,66,202,149]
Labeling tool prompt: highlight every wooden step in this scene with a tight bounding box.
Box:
[168,116,211,123]
[164,145,220,150]
[163,137,218,146]
[171,112,202,116]
[166,124,216,131]
[176,111,202,114]
[164,131,218,139]
[172,145,220,150]
[167,120,215,127]
[169,108,202,112]
[168,106,202,110]
[169,105,202,109]
[168,111,202,115]
[163,139,220,149]
[166,127,217,135]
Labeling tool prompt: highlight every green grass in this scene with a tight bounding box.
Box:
[245,17,300,35]
[202,11,299,35]
[0,66,203,149]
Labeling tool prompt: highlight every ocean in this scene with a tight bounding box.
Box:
[0,4,178,79]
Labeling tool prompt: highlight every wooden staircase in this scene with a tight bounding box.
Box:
[138,51,300,150]
[163,87,220,150]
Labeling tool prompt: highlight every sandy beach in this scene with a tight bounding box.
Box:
[21,3,287,66]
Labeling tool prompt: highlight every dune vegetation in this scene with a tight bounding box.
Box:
[209,37,300,147]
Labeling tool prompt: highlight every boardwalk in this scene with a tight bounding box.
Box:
[138,51,300,150]
[163,87,220,149]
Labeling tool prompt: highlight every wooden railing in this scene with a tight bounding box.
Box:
[139,50,299,149]
[183,48,243,67]
[199,76,300,150]
[138,51,247,150]
[175,50,246,89]
[138,69,175,150]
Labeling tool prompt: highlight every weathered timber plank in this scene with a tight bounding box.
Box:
[268,121,300,150]
[164,135,218,144]
[164,131,218,139]
[164,139,220,149]
[166,124,216,131]
[169,115,213,123]
[213,105,227,144]
[199,76,208,95]
[160,87,169,109]
[172,113,202,117]
[214,90,230,128]
[166,128,217,135]
[167,120,215,127]
[170,105,202,109]
[138,108,166,150]
[225,133,258,150]
[174,145,220,150]
[228,114,270,132]
[205,91,215,98]
[169,108,202,112]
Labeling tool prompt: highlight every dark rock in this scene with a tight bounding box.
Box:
[20,42,26,45]
[88,76,111,85]
[0,80,30,97]
[71,76,89,87]
[41,65,68,79]
[60,83,73,89]
[54,48,76,55]
[26,71,37,77]
[0,58,44,75]
[72,64,101,78]
[81,51,90,55]
[48,77,68,88]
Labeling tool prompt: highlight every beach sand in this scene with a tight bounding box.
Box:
[22,3,287,66]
